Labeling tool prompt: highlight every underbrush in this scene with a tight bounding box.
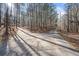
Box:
[60,32,79,50]
[0,35,2,42]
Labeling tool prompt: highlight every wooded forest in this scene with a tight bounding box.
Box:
[0,3,79,56]
[0,3,79,33]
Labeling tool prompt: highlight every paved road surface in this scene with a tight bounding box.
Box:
[4,28,79,56]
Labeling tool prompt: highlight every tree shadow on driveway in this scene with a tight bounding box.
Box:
[0,32,9,56]
[12,34,33,56]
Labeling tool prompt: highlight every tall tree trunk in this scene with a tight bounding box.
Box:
[67,10,70,32]
[0,4,2,27]
[5,6,9,38]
